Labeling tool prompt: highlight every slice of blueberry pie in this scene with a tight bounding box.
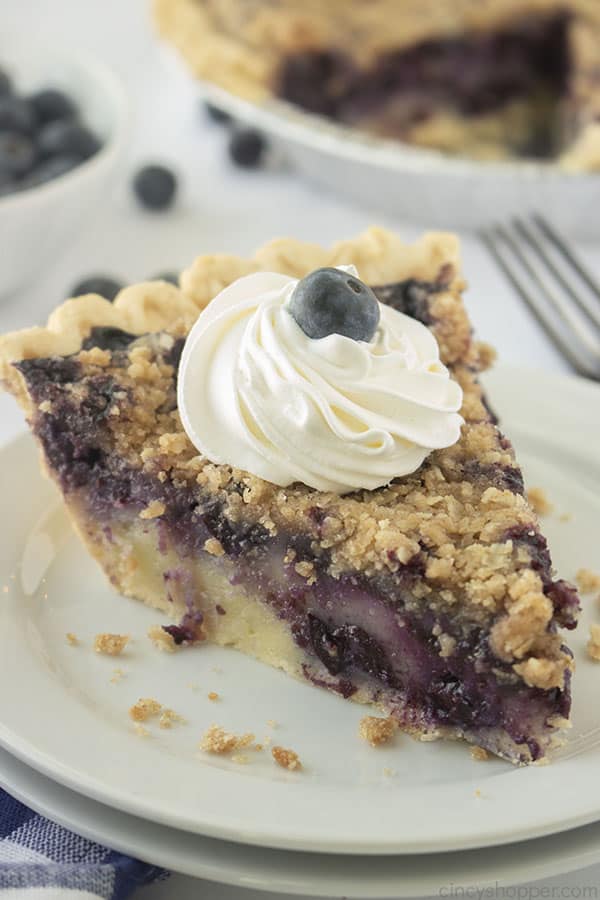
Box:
[0,228,579,764]
[154,0,600,167]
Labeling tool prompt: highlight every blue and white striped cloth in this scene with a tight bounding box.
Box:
[0,788,165,898]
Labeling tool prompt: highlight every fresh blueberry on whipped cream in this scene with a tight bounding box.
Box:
[177,266,464,494]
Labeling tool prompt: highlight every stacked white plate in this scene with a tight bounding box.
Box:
[1,367,600,898]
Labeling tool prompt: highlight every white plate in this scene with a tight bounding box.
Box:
[161,46,600,236]
[0,367,599,856]
[4,745,600,899]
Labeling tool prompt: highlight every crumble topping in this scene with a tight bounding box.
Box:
[139,500,166,520]
[129,698,162,722]
[359,715,397,747]
[294,560,316,584]
[134,724,150,738]
[587,624,600,661]
[470,746,490,761]
[527,487,553,516]
[577,569,600,594]
[204,537,225,556]
[94,633,129,656]
[65,632,79,646]
[207,692,219,701]
[200,725,256,755]
[148,625,177,652]
[272,746,302,770]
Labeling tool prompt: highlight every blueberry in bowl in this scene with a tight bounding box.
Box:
[0,48,127,297]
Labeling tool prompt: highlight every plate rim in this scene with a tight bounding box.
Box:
[3,745,600,899]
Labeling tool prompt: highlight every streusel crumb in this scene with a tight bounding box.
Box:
[527,487,553,516]
[204,537,225,557]
[577,569,600,594]
[470,746,489,761]
[294,560,316,584]
[200,725,255,755]
[38,400,53,413]
[66,632,79,646]
[139,500,166,520]
[207,692,219,701]
[134,724,150,738]
[129,698,162,722]
[587,624,600,661]
[359,715,397,747]
[94,633,129,656]
[272,746,301,770]
[159,708,185,729]
[148,625,177,652]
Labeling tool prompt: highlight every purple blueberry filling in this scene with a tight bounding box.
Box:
[277,13,570,156]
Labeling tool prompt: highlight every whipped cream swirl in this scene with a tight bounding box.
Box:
[177,268,463,494]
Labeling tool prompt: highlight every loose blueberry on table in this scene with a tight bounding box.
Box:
[132,164,178,211]
[228,127,267,168]
[69,276,124,302]
[0,66,102,199]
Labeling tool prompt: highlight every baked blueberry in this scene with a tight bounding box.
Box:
[132,165,177,210]
[69,276,123,301]
[0,131,36,177]
[37,120,101,161]
[29,88,77,125]
[228,128,266,168]
[204,102,232,124]
[0,95,35,135]
[288,268,380,341]
[20,154,79,189]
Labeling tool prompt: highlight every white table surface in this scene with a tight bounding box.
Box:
[2,1,600,897]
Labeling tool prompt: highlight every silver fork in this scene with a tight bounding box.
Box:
[480,215,600,380]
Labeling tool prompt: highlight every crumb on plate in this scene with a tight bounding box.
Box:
[559,512,572,523]
[207,692,219,701]
[200,725,255,755]
[129,697,162,722]
[94,633,129,656]
[272,746,302,771]
[134,723,150,738]
[147,625,177,652]
[577,569,600,594]
[470,746,489,761]
[159,708,186,729]
[65,632,79,646]
[110,668,125,684]
[527,487,553,516]
[587,624,600,661]
[359,715,397,747]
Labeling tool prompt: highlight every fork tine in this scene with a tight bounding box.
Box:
[480,226,594,373]
[534,214,600,305]
[520,216,600,330]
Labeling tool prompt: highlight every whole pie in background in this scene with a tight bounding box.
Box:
[154,0,600,168]
[0,227,580,765]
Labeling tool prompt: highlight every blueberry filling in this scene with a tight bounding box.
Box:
[276,13,570,157]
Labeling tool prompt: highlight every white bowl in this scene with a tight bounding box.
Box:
[0,49,128,297]
[162,46,600,237]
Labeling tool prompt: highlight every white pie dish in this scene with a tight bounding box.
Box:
[161,45,600,237]
[0,47,128,298]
